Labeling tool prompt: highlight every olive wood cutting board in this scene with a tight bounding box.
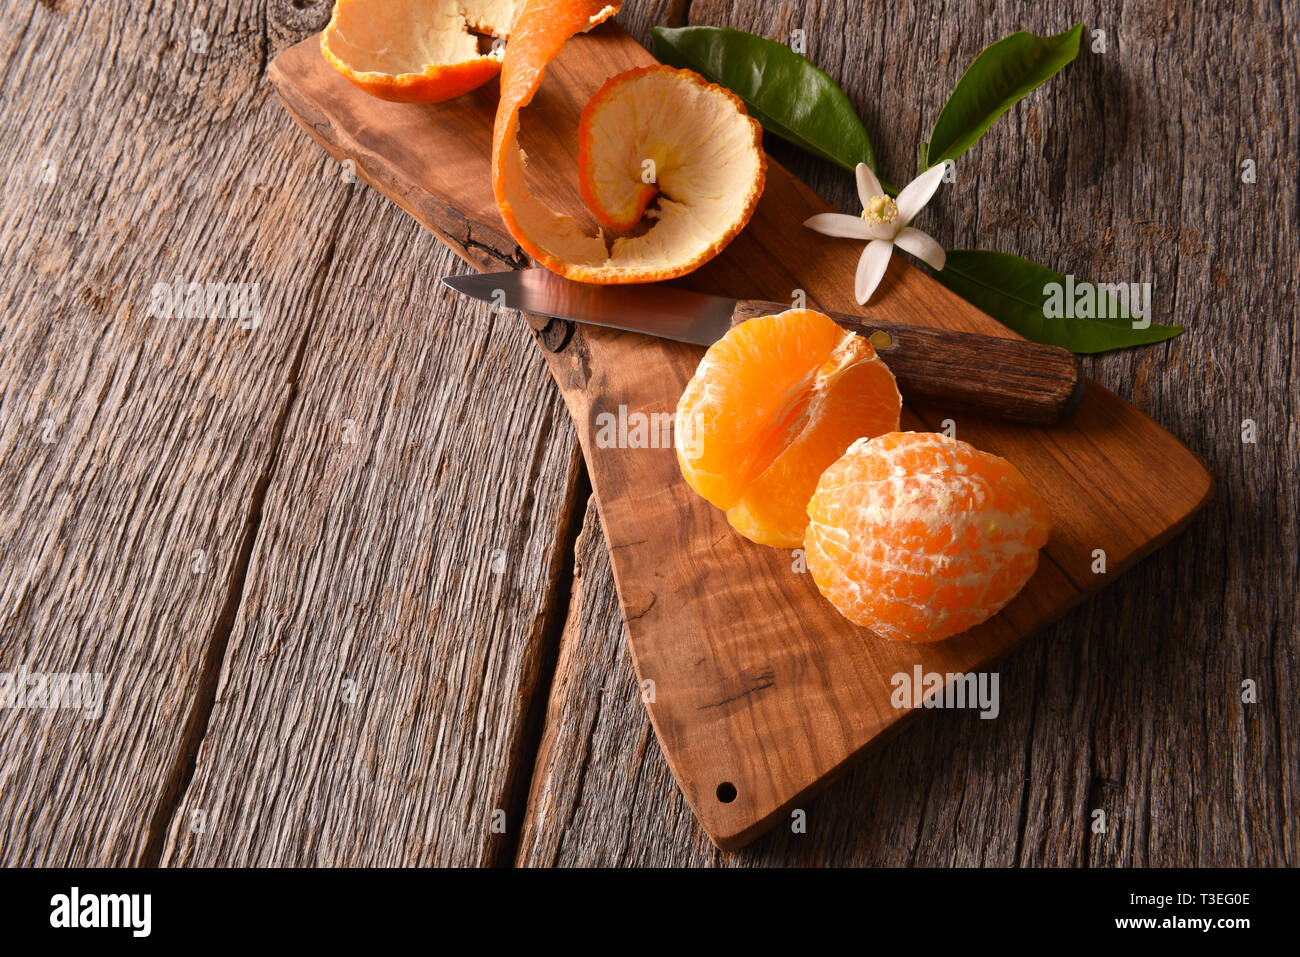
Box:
[268,22,1213,850]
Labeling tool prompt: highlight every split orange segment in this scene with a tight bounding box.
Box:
[804,431,1052,642]
[675,309,902,547]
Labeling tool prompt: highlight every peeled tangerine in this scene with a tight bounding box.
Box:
[675,309,902,548]
[804,432,1052,642]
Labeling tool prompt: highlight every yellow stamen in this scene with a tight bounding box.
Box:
[861,194,898,226]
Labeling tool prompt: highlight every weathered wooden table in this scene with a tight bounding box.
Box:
[1,0,1294,867]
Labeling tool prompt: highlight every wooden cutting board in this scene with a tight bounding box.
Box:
[269,22,1212,850]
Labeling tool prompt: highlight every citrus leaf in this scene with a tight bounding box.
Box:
[934,249,1183,354]
[651,25,877,174]
[925,25,1083,167]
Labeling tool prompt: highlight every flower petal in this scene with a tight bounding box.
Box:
[896,161,950,226]
[855,239,894,304]
[894,227,946,270]
[804,212,874,240]
[855,162,883,206]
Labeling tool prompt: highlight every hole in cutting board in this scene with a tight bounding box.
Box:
[716,782,737,803]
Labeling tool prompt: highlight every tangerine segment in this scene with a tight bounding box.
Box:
[492,5,764,284]
[804,432,1051,642]
[322,0,615,104]
[676,310,901,548]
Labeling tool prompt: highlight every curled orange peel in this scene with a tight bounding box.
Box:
[491,1,766,283]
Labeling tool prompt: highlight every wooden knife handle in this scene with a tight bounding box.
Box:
[731,300,1084,426]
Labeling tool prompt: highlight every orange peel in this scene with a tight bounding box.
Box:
[321,0,616,104]
[492,1,765,283]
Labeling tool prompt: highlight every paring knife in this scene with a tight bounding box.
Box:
[442,268,1084,426]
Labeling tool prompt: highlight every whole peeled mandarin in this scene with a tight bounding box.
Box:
[804,431,1051,642]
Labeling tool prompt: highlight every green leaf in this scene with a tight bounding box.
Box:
[651,25,876,174]
[925,24,1083,167]
[934,249,1184,354]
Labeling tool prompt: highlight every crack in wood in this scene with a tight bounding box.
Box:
[489,445,592,868]
[696,670,776,711]
[529,315,576,354]
[462,234,528,272]
[137,190,357,866]
[624,590,656,622]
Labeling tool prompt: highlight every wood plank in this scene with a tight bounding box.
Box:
[0,0,349,864]
[520,0,1298,863]
[157,184,585,867]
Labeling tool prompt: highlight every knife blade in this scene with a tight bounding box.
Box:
[441,268,1084,425]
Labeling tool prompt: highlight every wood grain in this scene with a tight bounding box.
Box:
[520,0,1298,863]
[0,0,352,865]
[268,12,1212,849]
[0,0,584,869]
[516,495,726,865]
[157,204,584,866]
